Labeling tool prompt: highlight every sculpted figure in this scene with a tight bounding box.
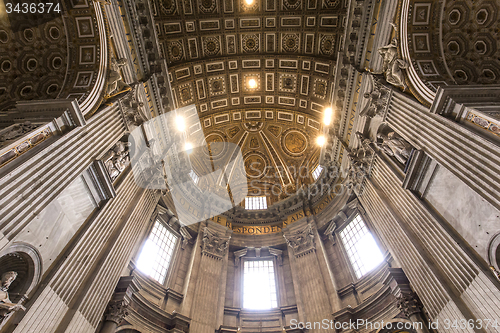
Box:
[0,271,25,323]
[358,75,389,118]
[377,131,412,165]
[124,100,145,131]
[106,58,130,96]
[369,23,409,91]
[104,141,132,181]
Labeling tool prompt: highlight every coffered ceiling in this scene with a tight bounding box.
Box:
[152,0,344,203]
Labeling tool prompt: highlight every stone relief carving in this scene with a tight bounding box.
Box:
[0,271,25,324]
[377,131,412,166]
[201,227,231,260]
[283,223,316,257]
[369,23,408,91]
[0,122,39,145]
[103,141,131,181]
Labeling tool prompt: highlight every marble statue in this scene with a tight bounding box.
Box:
[377,131,412,165]
[0,271,25,323]
[106,58,130,96]
[369,23,408,91]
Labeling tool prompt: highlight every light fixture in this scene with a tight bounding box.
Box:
[247,78,257,89]
[323,107,333,126]
[244,0,254,5]
[175,116,185,132]
[184,142,193,154]
[316,135,326,147]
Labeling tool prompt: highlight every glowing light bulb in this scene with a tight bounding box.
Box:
[323,107,333,126]
[247,78,257,89]
[245,0,254,4]
[176,116,185,132]
[316,135,326,147]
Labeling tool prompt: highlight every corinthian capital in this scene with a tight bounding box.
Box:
[104,300,129,325]
[397,292,423,318]
[201,226,231,260]
[283,223,316,257]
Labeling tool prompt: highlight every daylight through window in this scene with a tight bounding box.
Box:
[339,214,384,278]
[245,196,267,210]
[312,165,323,180]
[137,220,177,284]
[189,170,199,184]
[243,260,277,310]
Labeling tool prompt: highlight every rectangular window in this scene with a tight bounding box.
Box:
[245,196,267,210]
[339,214,384,279]
[312,165,323,180]
[137,220,177,284]
[243,260,277,310]
[189,170,199,184]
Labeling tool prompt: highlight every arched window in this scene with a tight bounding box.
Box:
[136,220,178,284]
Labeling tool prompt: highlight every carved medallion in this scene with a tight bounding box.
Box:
[167,40,184,62]
[160,0,176,14]
[283,130,307,155]
[202,37,221,56]
[282,34,300,52]
[320,35,335,55]
[242,34,259,53]
[199,0,216,13]
[244,153,267,178]
[203,133,226,157]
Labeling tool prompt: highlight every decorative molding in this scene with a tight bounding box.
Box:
[268,247,283,265]
[234,248,248,266]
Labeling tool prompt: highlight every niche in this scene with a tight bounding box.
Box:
[0,243,42,304]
